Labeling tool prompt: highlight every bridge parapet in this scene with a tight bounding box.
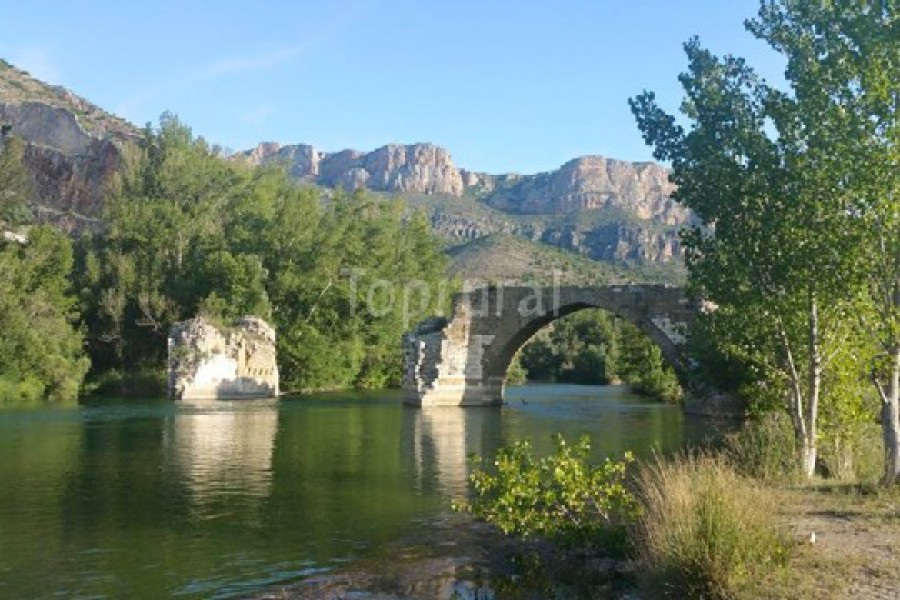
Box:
[403,284,695,407]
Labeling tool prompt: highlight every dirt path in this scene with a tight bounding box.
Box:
[777,486,900,599]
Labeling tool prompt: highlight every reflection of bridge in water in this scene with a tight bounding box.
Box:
[409,408,500,496]
[403,285,697,406]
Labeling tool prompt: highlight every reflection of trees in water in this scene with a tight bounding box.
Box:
[0,416,83,594]
[163,400,279,514]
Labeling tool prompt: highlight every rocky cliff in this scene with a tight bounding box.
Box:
[0,59,138,232]
[481,156,686,224]
[0,57,686,269]
[244,140,688,266]
[243,142,685,222]
[242,141,464,195]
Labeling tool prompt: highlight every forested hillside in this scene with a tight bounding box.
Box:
[1,115,449,403]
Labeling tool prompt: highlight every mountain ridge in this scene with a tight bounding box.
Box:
[240,140,688,226]
[0,57,686,278]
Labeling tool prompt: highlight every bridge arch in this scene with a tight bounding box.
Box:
[403,285,694,407]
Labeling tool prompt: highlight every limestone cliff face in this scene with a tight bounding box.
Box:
[167,316,279,400]
[244,138,687,264]
[539,223,682,263]
[243,142,464,195]
[482,157,687,225]
[0,62,138,232]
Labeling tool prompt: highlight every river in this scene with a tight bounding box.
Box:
[0,384,721,598]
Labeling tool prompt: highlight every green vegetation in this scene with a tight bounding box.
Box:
[630,0,900,482]
[457,436,791,599]
[0,134,33,225]
[1,112,451,404]
[74,113,448,393]
[0,226,89,405]
[515,309,682,402]
[454,435,638,552]
[445,232,685,286]
[404,192,688,285]
[634,454,791,599]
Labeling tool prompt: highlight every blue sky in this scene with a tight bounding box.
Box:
[1,1,785,174]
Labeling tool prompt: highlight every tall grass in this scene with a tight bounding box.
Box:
[634,454,791,599]
[724,411,885,484]
[723,411,799,482]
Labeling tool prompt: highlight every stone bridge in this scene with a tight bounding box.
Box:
[403,284,697,407]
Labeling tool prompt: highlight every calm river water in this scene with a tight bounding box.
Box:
[0,384,721,598]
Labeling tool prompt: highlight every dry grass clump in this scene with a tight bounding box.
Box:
[633,453,791,599]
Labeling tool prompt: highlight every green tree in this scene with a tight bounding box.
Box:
[744,0,900,484]
[629,6,866,477]
[0,132,33,226]
[76,113,448,393]
[0,227,89,404]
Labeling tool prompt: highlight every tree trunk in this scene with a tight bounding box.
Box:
[879,347,900,485]
[804,292,822,480]
[777,318,812,478]
[799,439,816,479]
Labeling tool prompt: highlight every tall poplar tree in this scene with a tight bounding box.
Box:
[629,2,870,478]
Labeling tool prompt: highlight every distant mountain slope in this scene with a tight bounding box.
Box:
[0,58,686,282]
[404,193,685,266]
[446,233,685,286]
[0,59,138,231]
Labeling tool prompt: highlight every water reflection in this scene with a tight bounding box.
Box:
[410,407,502,496]
[0,385,720,599]
[163,400,279,513]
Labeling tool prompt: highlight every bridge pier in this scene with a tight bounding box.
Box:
[402,311,506,406]
[403,284,697,408]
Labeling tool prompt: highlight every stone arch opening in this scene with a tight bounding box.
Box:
[491,304,686,401]
[489,303,688,390]
[403,285,693,407]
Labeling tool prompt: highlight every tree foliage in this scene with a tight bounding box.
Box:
[453,435,638,550]
[0,133,33,226]
[627,1,887,478]
[75,113,448,392]
[0,229,90,404]
[517,309,682,402]
[743,1,900,484]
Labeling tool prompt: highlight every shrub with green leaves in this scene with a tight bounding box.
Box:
[454,434,639,550]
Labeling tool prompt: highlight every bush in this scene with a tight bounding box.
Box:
[817,422,884,484]
[724,411,884,484]
[723,411,798,482]
[634,454,791,599]
[84,368,167,398]
[454,434,639,552]
[504,353,528,385]
[0,373,47,406]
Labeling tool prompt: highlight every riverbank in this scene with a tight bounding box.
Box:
[254,480,900,600]
[253,511,636,600]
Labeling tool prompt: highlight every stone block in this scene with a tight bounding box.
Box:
[168,316,279,400]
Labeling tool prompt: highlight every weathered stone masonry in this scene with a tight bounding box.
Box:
[403,285,696,407]
[168,316,279,400]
